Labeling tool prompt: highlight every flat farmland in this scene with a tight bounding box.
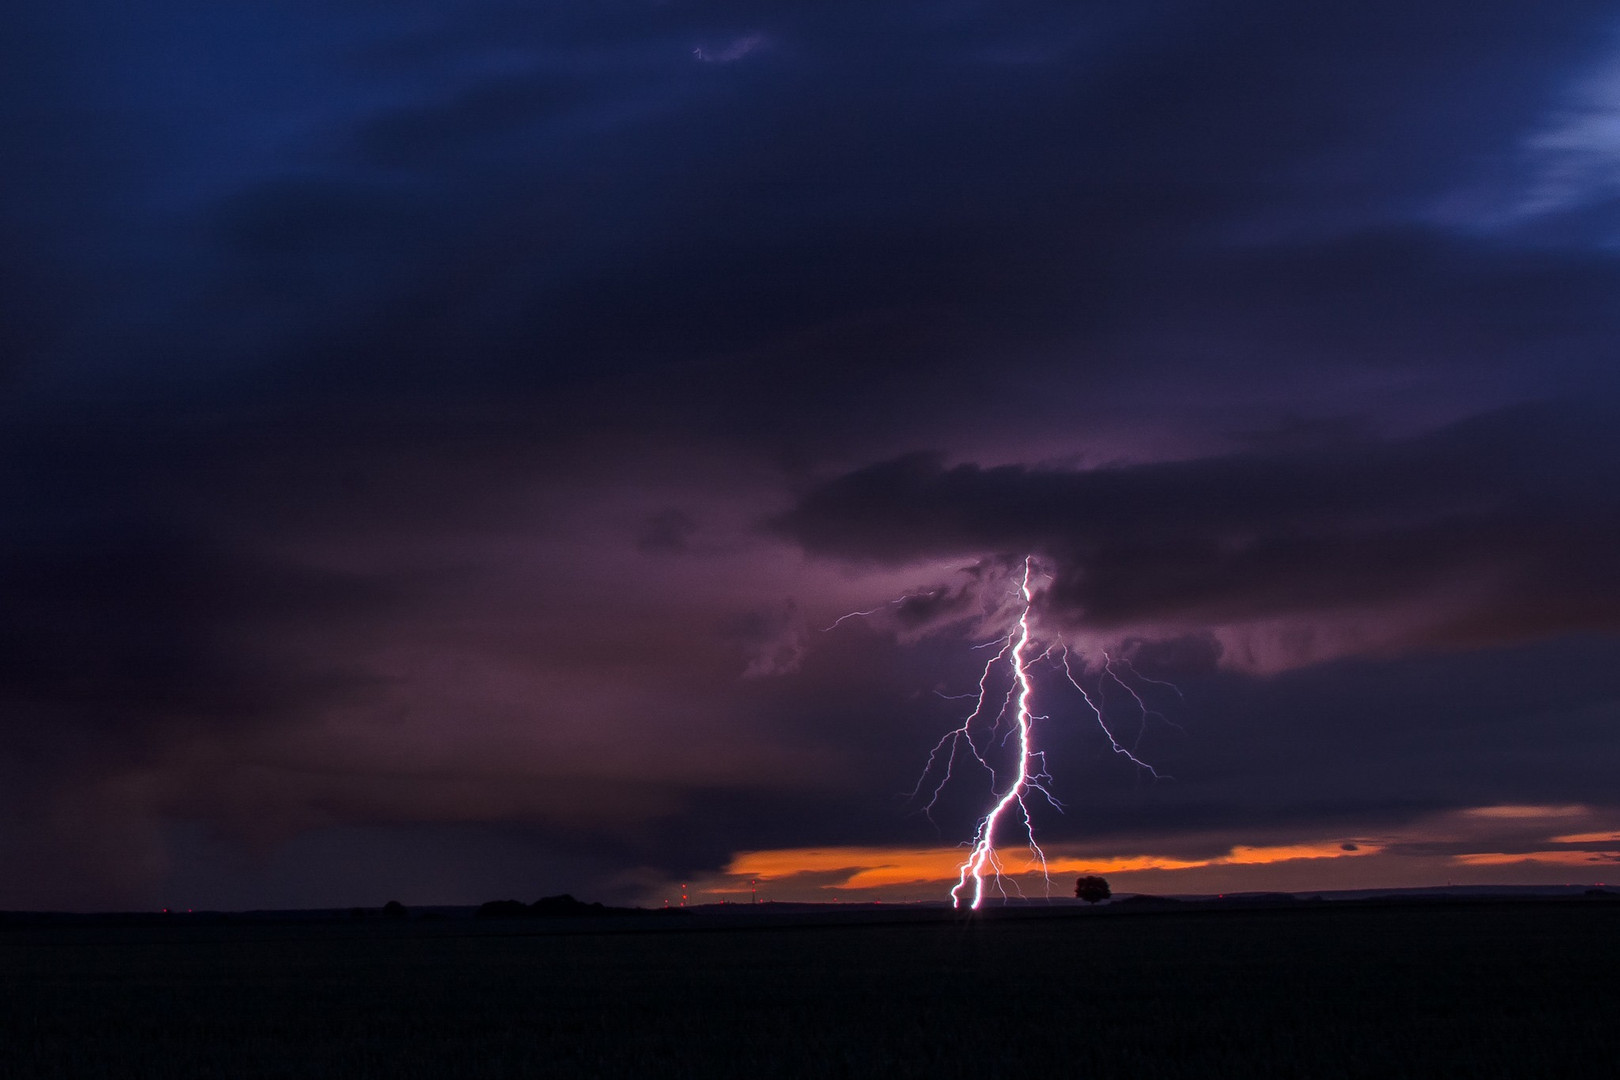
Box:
[2,900,1616,1079]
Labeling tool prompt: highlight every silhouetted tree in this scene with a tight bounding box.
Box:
[476,895,616,918]
[382,900,408,920]
[1075,876,1111,904]
[530,894,608,917]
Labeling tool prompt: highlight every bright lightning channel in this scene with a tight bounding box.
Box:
[827,555,1169,910]
[949,557,1050,909]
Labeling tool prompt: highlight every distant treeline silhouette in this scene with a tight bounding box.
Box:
[476,894,639,919]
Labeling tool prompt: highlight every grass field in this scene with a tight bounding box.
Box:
[3,899,1616,1078]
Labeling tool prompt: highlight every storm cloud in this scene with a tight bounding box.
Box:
[777,404,1620,665]
[4,0,1620,907]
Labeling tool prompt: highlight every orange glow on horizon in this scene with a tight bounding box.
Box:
[1461,804,1591,819]
[1450,849,1620,867]
[693,806,1620,903]
[723,840,1381,890]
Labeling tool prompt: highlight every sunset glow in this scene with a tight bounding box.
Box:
[710,805,1620,902]
[724,841,1383,893]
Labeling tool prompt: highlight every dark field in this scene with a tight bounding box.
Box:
[3,899,1617,1079]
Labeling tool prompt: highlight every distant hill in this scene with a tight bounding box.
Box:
[475,894,660,919]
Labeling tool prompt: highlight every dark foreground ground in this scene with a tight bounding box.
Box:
[3,897,1617,1079]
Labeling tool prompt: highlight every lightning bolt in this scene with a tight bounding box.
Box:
[819,590,934,632]
[949,557,1055,909]
[826,555,1171,910]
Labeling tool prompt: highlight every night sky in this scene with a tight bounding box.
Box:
[6,1,1620,911]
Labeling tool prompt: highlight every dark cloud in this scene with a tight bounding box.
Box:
[776,404,1620,653]
[11,0,1611,420]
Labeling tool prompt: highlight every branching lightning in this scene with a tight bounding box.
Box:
[826,555,1172,909]
[946,558,1056,908]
